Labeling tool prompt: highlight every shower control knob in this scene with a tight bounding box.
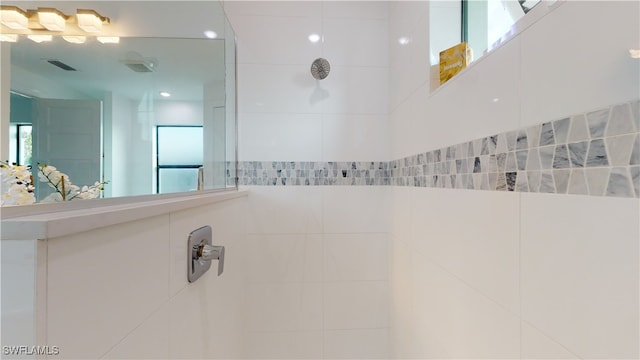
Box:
[196,244,225,275]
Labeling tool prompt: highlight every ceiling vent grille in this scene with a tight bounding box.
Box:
[47,59,77,71]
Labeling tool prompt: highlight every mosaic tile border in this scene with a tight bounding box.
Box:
[231,100,640,198]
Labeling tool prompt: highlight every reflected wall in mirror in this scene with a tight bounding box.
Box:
[0,1,237,204]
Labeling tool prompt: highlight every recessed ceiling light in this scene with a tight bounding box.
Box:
[308,33,321,43]
[160,91,171,97]
[398,37,411,45]
[204,30,217,39]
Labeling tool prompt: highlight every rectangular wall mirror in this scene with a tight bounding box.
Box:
[1,1,237,204]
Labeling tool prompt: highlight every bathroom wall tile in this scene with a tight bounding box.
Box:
[419,39,521,151]
[410,188,520,314]
[585,167,610,196]
[632,99,640,130]
[526,124,541,148]
[539,171,555,193]
[324,233,388,282]
[630,135,640,165]
[322,114,389,161]
[168,242,245,359]
[223,1,322,18]
[247,234,322,283]
[585,139,609,167]
[553,118,570,144]
[553,144,570,169]
[103,305,170,360]
[411,252,520,359]
[323,328,389,359]
[586,108,609,138]
[324,281,389,330]
[244,331,323,359]
[521,322,579,359]
[323,18,388,67]
[1,239,37,350]
[516,149,528,171]
[388,0,429,109]
[321,66,389,115]
[322,186,390,233]
[521,193,639,359]
[527,171,541,193]
[245,283,323,332]
[553,169,570,194]
[47,216,170,359]
[607,102,636,136]
[239,113,323,161]
[323,1,389,20]
[567,169,588,195]
[606,134,635,166]
[232,15,322,65]
[390,187,414,243]
[524,148,539,171]
[520,2,640,126]
[539,146,554,169]
[630,165,640,197]
[539,122,555,146]
[245,186,323,234]
[606,167,634,197]
[567,141,588,168]
[237,64,321,114]
[567,114,590,143]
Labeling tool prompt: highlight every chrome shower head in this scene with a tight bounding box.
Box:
[311,58,330,80]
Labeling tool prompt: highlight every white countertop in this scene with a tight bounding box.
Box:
[1,190,248,240]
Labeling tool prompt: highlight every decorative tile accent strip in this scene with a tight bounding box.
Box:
[231,100,640,198]
[234,161,391,186]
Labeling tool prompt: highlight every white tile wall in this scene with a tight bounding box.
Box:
[521,193,639,359]
[388,0,640,358]
[322,186,389,234]
[35,197,247,360]
[520,1,640,128]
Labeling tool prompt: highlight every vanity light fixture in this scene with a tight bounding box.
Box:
[0,5,29,30]
[63,35,86,44]
[0,33,18,42]
[97,36,119,44]
[76,9,108,33]
[37,8,67,31]
[27,34,52,43]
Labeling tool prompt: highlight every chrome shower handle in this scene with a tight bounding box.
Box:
[196,244,225,276]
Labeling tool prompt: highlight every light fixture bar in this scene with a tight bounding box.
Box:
[37,8,66,31]
[77,9,109,33]
[0,33,18,42]
[97,36,119,44]
[0,5,29,30]
[27,34,52,43]
[63,35,86,44]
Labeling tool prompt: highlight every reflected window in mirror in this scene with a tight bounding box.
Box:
[8,124,32,166]
[155,125,203,194]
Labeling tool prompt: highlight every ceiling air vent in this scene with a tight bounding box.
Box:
[121,59,155,73]
[47,59,77,71]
